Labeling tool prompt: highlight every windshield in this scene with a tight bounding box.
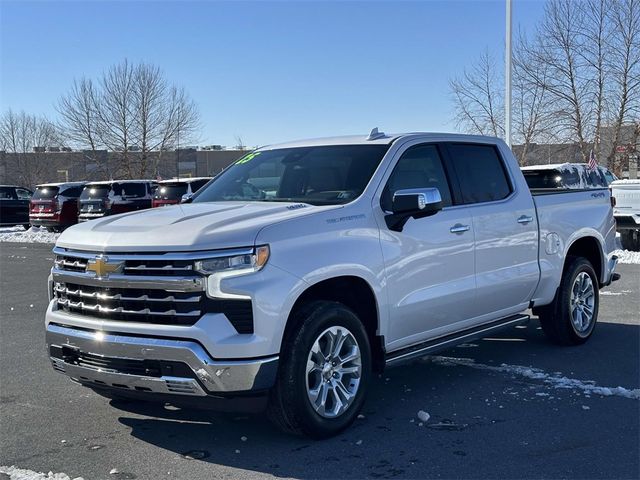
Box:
[33,186,60,200]
[192,145,389,205]
[155,183,187,200]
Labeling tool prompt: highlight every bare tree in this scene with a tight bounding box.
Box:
[0,110,61,186]
[603,0,640,172]
[57,59,200,179]
[56,77,110,177]
[450,50,504,138]
[450,0,640,171]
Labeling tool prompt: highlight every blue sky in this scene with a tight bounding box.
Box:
[0,0,546,147]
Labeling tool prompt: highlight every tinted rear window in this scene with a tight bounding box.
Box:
[80,185,110,200]
[522,170,563,189]
[33,186,60,200]
[0,187,16,199]
[114,183,147,198]
[448,144,512,203]
[155,183,187,200]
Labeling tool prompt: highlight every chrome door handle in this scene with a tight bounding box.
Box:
[517,215,534,224]
[450,224,470,234]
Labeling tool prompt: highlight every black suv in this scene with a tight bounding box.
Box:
[0,185,33,228]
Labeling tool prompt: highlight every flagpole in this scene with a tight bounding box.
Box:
[505,0,512,148]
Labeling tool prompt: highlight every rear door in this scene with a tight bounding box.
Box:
[375,142,477,351]
[445,143,539,321]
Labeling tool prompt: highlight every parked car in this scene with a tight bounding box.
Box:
[0,185,32,228]
[152,177,212,207]
[610,179,640,251]
[46,132,619,438]
[29,182,85,232]
[521,163,617,189]
[77,180,156,222]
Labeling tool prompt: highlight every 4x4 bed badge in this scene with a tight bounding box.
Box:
[86,256,123,278]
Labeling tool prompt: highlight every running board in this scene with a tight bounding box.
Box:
[385,314,530,367]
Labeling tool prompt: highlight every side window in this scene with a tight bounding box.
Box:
[15,188,32,200]
[381,144,452,212]
[448,144,511,203]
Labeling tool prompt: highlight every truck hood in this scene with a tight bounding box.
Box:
[56,201,334,252]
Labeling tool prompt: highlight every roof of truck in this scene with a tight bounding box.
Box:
[261,131,504,150]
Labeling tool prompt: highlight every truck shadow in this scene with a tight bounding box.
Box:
[113,319,640,479]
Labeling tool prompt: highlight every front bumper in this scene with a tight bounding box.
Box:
[46,323,278,402]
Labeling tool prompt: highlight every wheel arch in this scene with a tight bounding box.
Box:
[565,235,604,285]
[282,275,385,373]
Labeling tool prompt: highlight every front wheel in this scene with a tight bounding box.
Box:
[538,256,599,345]
[267,301,371,438]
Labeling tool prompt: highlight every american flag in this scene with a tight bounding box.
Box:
[588,150,598,170]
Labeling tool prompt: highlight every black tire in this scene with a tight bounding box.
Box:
[267,301,371,439]
[620,230,640,251]
[537,256,599,346]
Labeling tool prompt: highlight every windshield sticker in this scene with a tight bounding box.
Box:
[235,151,261,165]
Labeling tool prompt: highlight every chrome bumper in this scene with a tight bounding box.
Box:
[46,324,278,397]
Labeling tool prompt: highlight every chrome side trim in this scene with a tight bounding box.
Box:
[46,324,279,393]
[53,246,255,261]
[52,269,205,292]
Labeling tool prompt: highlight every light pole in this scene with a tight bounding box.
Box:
[505,0,512,148]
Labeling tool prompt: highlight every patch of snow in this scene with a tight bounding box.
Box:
[417,410,430,422]
[600,291,623,296]
[355,440,363,445]
[582,405,591,410]
[0,465,84,480]
[429,356,640,400]
[109,469,119,475]
[0,226,59,244]
[240,436,247,442]
[613,249,640,265]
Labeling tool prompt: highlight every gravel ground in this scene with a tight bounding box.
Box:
[0,243,638,480]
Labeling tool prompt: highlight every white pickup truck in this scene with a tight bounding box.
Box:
[611,179,640,251]
[46,131,619,438]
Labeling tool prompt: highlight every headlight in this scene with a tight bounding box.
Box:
[195,245,270,275]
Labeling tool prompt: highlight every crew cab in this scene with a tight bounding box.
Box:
[46,132,619,438]
[611,179,640,251]
[152,177,212,207]
[0,185,32,228]
[78,180,156,222]
[30,182,85,232]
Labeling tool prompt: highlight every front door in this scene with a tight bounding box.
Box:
[374,143,476,351]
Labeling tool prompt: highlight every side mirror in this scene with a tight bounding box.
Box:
[386,187,443,232]
[181,193,193,204]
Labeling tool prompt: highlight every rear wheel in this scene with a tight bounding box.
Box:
[267,301,371,438]
[620,230,640,251]
[537,256,599,345]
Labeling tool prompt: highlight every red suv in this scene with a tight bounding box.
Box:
[29,182,85,232]
[152,177,212,207]
[78,180,156,222]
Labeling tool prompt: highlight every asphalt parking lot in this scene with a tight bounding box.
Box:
[1,242,638,480]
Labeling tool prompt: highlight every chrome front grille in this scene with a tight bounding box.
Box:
[54,282,203,324]
[51,247,255,333]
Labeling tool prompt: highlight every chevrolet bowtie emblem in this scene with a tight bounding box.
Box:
[86,256,123,278]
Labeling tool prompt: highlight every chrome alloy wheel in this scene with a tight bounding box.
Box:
[306,326,362,419]
[570,272,596,335]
